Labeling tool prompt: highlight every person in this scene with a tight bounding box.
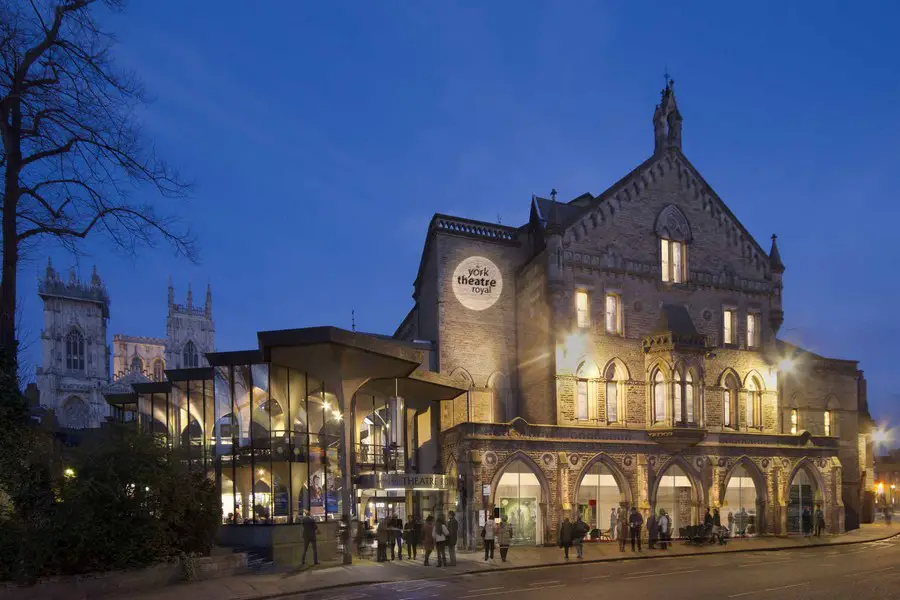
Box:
[727,510,735,537]
[802,507,812,536]
[404,518,417,559]
[448,511,459,566]
[482,517,496,560]
[647,509,657,549]
[814,505,825,536]
[559,517,574,559]
[713,508,722,543]
[573,514,589,559]
[703,507,713,537]
[609,507,617,540]
[434,514,449,567]
[617,508,628,552]
[376,518,389,562]
[497,515,513,562]
[393,514,404,560]
[629,506,643,552]
[301,510,319,566]
[885,505,894,527]
[657,509,670,550]
[422,515,435,566]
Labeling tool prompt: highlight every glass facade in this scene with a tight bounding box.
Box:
[788,469,817,533]
[654,464,696,537]
[575,462,623,534]
[722,466,759,536]
[495,460,543,545]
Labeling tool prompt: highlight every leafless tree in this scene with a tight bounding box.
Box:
[0,0,195,380]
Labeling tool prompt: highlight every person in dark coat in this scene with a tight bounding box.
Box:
[628,507,643,552]
[647,510,657,549]
[814,505,825,537]
[447,511,459,566]
[802,507,812,536]
[559,517,574,559]
[573,515,589,559]
[703,507,713,533]
[617,509,628,552]
[301,510,319,566]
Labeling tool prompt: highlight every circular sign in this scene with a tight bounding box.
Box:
[452,256,503,311]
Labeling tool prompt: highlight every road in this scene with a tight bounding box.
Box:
[291,536,900,600]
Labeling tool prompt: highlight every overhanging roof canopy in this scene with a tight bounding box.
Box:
[360,369,467,404]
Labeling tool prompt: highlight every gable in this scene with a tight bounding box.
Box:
[560,151,773,281]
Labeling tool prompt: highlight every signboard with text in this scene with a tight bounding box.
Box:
[452,256,502,311]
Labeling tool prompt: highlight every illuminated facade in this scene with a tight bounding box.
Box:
[396,81,875,544]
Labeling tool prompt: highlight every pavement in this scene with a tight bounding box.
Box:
[115,523,898,600]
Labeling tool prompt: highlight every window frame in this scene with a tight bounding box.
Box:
[65,328,86,372]
[723,375,739,429]
[723,308,736,346]
[652,370,666,424]
[745,378,762,429]
[790,408,798,435]
[183,340,199,369]
[575,362,593,422]
[824,410,832,436]
[604,292,623,335]
[746,312,760,349]
[575,290,590,329]
[660,238,687,283]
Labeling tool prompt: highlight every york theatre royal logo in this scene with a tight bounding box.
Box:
[452,256,503,311]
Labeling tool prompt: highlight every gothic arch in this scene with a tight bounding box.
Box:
[719,456,767,510]
[62,395,90,429]
[573,453,633,507]
[823,394,840,410]
[742,370,766,391]
[786,458,826,502]
[450,367,474,389]
[489,451,551,507]
[655,204,692,242]
[575,359,600,379]
[716,367,741,388]
[647,358,673,379]
[650,454,707,510]
[602,357,631,381]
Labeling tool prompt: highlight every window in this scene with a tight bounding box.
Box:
[746,378,762,428]
[660,239,687,283]
[605,363,618,423]
[153,359,164,382]
[790,409,798,435]
[673,371,683,423]
[723,373,739,428]
[747,313,759,348]
[183,341,199,368]
[685,371,695,423]
[653,370,666,423]
[575,362,593,421]
[723,309,735,345]
[824,411,831,436]
[576,290,590,329]
[605,293,622,334]
[131,355,143,374]
[65,329,85,371]
[724,389,732,427]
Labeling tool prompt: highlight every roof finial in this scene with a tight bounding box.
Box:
[550,188,557,202]
[351,309,356,332]
[769,234,785,273]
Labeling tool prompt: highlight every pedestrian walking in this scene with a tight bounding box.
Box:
[609,507,617,540]
[647,509,657,549]
[482,517,496,560]
[559,517,574,559]
[497,515,513,562]
[422,516,435,566]
[657,509,670,550]
[628,506,643,552]
[434,514,449,567]
[301,510,319,566]
[573,514,589,559]
[617,508,628,552]
[376,518,389,562]
[393,515,404,559]
[404,518,417,559]
[814,505,825,536]
[727,510,735,537]
[885,505,894,527]
[447,511,459,566]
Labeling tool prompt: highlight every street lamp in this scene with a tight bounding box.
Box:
[63,467,75,479]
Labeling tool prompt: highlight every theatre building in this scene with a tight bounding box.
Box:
[395,81,875,545]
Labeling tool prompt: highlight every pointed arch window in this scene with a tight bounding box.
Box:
[673,371,683,423]
[824,410,832,436]
[576,362,592,421]
[66,329,85,371]
[790,408,798,435]
[152,359,165,382]
[131,355,143,374]
[604,363,622,424]
[746,377,762,429]
[685,370,695,423]
[656,205,691,284]
[723,373,739,428]
[183,341,199,368]
[652,370,666,424]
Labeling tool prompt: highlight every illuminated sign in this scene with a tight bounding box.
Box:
[452,256,502,311]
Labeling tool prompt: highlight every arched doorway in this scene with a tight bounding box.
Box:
[493,457,547,545]
[788,465,819,534]
[575,457,628,534]
[653,461,700,537]
[722,463,763,536]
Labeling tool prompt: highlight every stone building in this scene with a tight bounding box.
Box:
[36,263,215,428]
[396,81,874,543]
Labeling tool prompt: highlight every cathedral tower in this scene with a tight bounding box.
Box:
[165,281,215,369]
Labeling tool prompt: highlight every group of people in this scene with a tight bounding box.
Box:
[354,511,460,567]
[799,506,826,536]
[481,515,514,561]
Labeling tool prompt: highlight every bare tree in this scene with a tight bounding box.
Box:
[0,0,195,379]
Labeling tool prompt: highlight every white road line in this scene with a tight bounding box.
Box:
[583,575,610,580]
[624,568,700,580]
[529,580,560,586]
[459,585,565,599]
[479,587,504,592]
[738,559,790,567]
[727,581,809,598]
[845,566,894,576]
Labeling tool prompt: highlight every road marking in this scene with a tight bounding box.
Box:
[479,587,504,592]
[583,575,609,580]
[624,568,700,580]
[727,581,809,598]
[529,581,560,586]
[738,559,790,567]
[846,566,894,576]
[459,585,565,599]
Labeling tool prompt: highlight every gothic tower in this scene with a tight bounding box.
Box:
[165,281,215,369]
[36,259,111,428]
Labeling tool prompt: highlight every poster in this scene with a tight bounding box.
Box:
[310,470,325,517]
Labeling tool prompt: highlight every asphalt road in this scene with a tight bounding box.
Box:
[291,536,900,600]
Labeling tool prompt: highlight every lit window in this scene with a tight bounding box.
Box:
[576,291,590,329]
[746,378,761,428]
[723,373,739,428]
[824,411,831,436]
[660,238,687,283]
[790,409,798,435]
[605,363,618,423]
[724,390,732,427]
[576,362,591,421]
[605,293,621,334]
[153,360,164,382]
[183,341,199,368]
[673,371,683,423]
[685,371,695,423]
[653,370,666,423]
[723,309,735,345]
[747,313,759,348]
[66,329,85,371]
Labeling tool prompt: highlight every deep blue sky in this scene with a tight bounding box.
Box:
[20,1,900,428]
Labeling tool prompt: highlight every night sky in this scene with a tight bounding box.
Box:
[19,1,900,432]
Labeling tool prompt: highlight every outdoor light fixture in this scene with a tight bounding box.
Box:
[778,358,795,372]
[63,467,75,479]
[257,469,265,477]
[323,401,331,411]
